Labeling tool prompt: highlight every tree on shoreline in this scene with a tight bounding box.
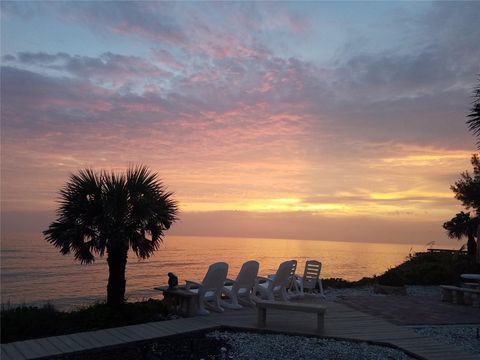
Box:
[443,211,478,255]
[443,78,480,259]
[451,154,480,212]
[444,154,480,257]
[44,166,178,305]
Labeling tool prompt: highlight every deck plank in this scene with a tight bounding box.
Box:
[10,339,46,359]
[1,344,26,360]
[44,336,80,353]
[51,334,86,352]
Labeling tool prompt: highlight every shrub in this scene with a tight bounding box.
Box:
[377,269,404,287]
[392,251,479,285]
[1,299,167,343]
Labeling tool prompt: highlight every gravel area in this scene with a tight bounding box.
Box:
[207,331,416,360]
[411,325,480,357]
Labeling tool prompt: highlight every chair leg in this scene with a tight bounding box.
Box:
[244,292,256,307]
[197,300,210,315]
[221,293,242,310]
[212,292,225,312]
[318,279,326,299]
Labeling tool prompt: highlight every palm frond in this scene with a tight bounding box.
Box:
[45,165,178,262]
[467,78,480,149]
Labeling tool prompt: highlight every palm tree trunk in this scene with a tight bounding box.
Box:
[477,222,480,264]
[106,246,128,305]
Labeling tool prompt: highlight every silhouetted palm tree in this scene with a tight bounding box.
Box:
[44,166,178,305]
[450,154,480,212]
[443,211,478,256]
[467,78,480,148]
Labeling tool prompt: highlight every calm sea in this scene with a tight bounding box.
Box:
[1,235,436,310]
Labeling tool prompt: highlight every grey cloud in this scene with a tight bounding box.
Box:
[1,66,223,133]
[52,1,186,43]
[2,1,186,43]
[0,2,45,19]
[16,52,70,64]
[4,51,169,87]
[1,54,16,62]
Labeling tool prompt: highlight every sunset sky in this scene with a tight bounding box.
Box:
[1,1,479,245]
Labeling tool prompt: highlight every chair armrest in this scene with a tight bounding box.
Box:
[224,278,235,286]
[185,280,201,290]
[255,276,271,286]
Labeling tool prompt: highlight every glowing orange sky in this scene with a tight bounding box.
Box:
[1,2,479,245]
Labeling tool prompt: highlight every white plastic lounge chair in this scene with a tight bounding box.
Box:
[293,260,325,298]
[185,262,228,315]
[267,259,299,298]
[254,260,297,301]
[221,260,259,309]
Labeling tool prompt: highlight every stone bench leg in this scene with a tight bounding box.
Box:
[472,293,480,308]
[463,292,473,305]
[179,296,196,317]
[441,288,453,302]
[317,312,325,332]
[453,290,465,305]
[257,307,267,328]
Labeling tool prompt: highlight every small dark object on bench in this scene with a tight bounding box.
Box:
[168,272,178,289]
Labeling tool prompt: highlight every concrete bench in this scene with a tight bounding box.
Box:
[440,285,480,307]
[256,300,327,332]
[154,286,199,317]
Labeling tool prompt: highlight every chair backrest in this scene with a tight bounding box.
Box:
[302,260,322,291]
[271,260,297,289]
[234,260,259,290]
[202,262,228,291]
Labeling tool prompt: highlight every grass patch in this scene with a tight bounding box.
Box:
[1,299,167,343]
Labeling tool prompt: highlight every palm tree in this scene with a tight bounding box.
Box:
[44,166,178,305]
[450,154,480,212]
[443,211,478,256]
[467,78,480,149]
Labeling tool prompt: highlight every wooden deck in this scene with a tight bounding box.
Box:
[2,301,478,360]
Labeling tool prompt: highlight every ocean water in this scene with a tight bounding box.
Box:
[1,235,433,310]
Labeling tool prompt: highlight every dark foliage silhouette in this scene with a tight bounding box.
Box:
[443,211,478,256]
[445,154,480,256]
[44,166,178,305]
[450,154,480,212]
[467,78,480,148]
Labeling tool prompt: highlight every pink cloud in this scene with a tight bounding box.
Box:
[152,49,184,70]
